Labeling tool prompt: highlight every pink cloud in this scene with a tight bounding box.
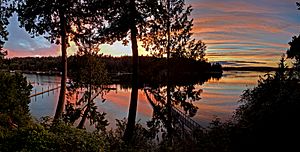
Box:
[5,44,59,58]
[185,0,299,66]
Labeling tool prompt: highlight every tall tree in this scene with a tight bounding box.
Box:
[141,0,206,140]
[16,0,98,121]
[124,0,139,141]
[141,0,206,60]
[92,0,160,140]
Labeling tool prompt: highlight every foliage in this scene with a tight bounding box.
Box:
[68,53,109,88]
[3,55,300,152]
[63,97,109,132]
[191,57,300,152]
[287,34,300,63]
[1,121,107,152]
[0,69,107,152]
[1,56,222,76]
[0,0,13,50]
[287,3,300,69]
[145,83,202,151]
[91,0,159,45]
[0,0,12,64]
[0,72,32,128]
[64,52,110,130]
[88,0,163,140]
[149,85,201,117]
[141,0,206,60]
[0,49,7,65]
[192,118,232,152]
[229,57,300,151]
[0,49,7,60]
[1,56,61,71]
[16,0,95,45]
[105,119,157,152]
[16,0,102,120]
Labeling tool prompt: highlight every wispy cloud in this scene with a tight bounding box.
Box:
[187,0,300,67]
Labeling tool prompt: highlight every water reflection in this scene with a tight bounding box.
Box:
[194,71,269,126]
[27,71,267,128]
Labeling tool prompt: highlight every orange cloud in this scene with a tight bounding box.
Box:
[193,13,293,36]
[186,0,299,67]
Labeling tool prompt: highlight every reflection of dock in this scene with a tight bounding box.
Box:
[29,86,60,98]
[144,88,201,132]
[170,104,201,130]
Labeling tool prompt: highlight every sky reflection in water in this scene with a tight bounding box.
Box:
[27,71,269,128]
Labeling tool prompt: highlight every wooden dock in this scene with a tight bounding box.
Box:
[144,89,201,131]
[144,88,202,132]
[29,86,60,98]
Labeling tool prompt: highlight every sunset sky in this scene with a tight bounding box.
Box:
[3,0,300,67]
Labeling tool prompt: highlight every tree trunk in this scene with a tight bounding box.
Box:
[166,0,173,141]
[77,104,89,129]
[78,68,92,129]
[123,0,139,141]
[54,10,67,121]
[77,90,91,129]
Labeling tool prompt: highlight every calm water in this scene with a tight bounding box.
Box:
[26,71,268,128]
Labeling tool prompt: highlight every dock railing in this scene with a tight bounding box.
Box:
[144,88,202,132]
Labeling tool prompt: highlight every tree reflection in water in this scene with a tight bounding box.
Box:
[145,83,202,142]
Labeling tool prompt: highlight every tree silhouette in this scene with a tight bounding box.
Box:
[287,34,300,64]
[146,84,202,148]
[0,72,32,128]
[231,57,300,151]
[64,35,109,131]
[141,0,206,140]
[91,0,161,140]
[0,0,13,51]
[141,0,206,60]
[0,50,7,60]
[287,2,300,66]
[16,0,98,121]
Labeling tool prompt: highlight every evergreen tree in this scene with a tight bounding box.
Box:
[0,72,32,128]
[65,37,109,131]
[91,0,161,140]
[141,0,206,60]
[16,0,101,121]
[287,34,300,64]
[141,0,205,140]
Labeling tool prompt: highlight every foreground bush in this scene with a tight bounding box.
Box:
[1,122,107,152]
[193,59,300,152]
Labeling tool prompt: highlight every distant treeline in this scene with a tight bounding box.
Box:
[1,56,62,72]
[1,56,222,73]
[1,56,222,85]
